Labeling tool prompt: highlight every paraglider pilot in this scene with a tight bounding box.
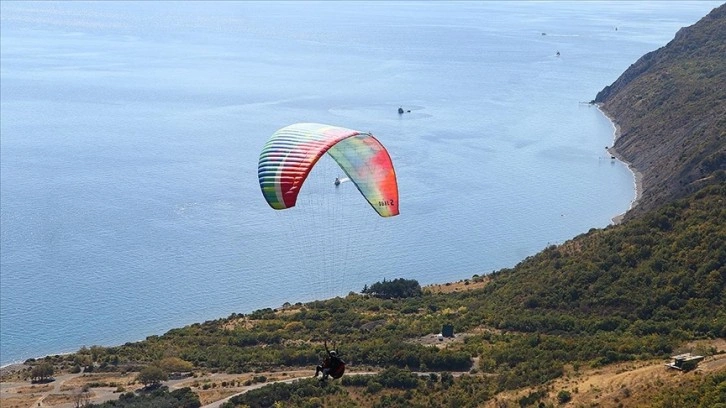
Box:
[314,340,346,381]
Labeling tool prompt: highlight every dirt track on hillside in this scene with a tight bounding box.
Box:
[486,339,726,408]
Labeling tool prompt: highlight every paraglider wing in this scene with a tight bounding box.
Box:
[327,133,399,217]
[258,123,399,217]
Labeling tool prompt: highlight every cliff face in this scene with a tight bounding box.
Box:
[595,4,726,220]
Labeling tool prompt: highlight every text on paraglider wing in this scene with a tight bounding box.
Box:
[378,200,395,207]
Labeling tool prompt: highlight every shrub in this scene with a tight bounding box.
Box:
[366,381,383,394]
[558,390,572,404]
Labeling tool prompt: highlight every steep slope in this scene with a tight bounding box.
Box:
[595,4,726,220]
[476,183,725,338]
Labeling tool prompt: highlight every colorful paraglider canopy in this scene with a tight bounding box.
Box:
[258,123,399,217]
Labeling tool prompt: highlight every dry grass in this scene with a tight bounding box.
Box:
[60,372,137,391]
[12,383,53,394]
[486,339,726,408]
[424,276,490,294]
[174,370,313,406]
[221,316,254,331]
[0,394,39,408]
[196,388,241,405]
[42,392,83,405]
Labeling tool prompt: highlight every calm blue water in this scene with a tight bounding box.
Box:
[1,1,721,366]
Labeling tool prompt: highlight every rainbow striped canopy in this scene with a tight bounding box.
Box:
[258,123,399,217]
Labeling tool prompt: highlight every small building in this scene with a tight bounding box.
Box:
[441,324,455,338]
[665,353,704,371]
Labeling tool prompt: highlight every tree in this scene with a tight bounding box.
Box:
[30,362,54,383]
[557,390,572,404]
[158,357,193,373]
[362,278,422,299]
[137,365,167,387]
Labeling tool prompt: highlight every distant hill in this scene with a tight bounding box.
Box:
[595,3,726,220]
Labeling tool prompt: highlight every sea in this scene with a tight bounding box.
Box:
[1,1,721,367]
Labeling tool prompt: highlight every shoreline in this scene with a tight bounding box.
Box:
[0,362,29,378]
[2,108,645,371]
[1,350,77,371]
[597,104,643,224]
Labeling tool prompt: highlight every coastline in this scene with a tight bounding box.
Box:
[1,349,77,369]
[0,362,29,378]
[597,104,643,224]
[1,108,646,372]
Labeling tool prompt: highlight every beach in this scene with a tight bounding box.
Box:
[598,105,644,224]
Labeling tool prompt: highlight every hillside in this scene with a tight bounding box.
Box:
[595,3,726,220]
[2,186,722,407]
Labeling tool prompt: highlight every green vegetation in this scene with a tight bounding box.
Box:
[557,389,572,404]
[158,357,194,373]
[35,183,724,407]
[362,278,423,299]
[30,362,54,383]
[652,371,726,408]
[220,368,494,408]
[137,365,168,387]
[89,386,200,408]
[222,378,342,408]
[472,183,725,342]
